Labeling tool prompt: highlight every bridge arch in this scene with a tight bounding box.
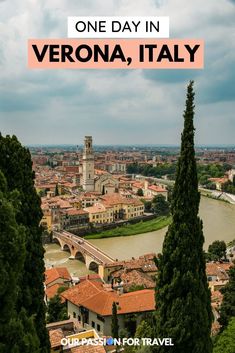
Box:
[53,237,63,247]
[62,244,71,253]
[74,251,86,263]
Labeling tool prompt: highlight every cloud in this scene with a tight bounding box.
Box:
[0,0,234,145]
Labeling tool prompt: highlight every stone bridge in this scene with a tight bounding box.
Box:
[52,231,115,272]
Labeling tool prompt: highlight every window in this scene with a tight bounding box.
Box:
[92,321,95,328]
[78,315,81,322]
[97,324,101,332]
[73,312,76,318]
[97,314,105,322]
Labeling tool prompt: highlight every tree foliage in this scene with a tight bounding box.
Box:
[0,134,50,352]
[47,295,68,323]
[213,317,235,353]
[154,82,213,353]
[135,320,153,339]
[111,302,119,339]
[208,241,227,260]
[152,194,170,216]
[137,188,144,196]
[219,265,235,330]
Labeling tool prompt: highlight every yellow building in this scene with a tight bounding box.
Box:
[100,194,144,221]
[84,203,114,224]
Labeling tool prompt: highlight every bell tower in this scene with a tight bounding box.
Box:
[82,136,95,192]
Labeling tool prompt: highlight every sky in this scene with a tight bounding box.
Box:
[0,0,235,146]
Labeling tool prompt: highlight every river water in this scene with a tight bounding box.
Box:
[44,196,235,276]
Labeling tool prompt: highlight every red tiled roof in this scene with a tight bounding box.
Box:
[62,280,155,316]
[45,267,71,286]
[46,283,61,299]
[100,194,143,206]
[114,269,155,291]
[148,185,166,192]
[206,262,231,280]
[69,345,106,353]
[49,329,64,348]
[79,274,102,282]
[64,208,89,216]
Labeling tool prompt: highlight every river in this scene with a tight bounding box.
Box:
[44,196,235,276]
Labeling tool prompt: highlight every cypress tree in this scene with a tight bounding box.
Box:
[111,302,119,339]
[0,171,40,353]
[0,171,25,352]
[154,81,213,353]
[55,183,59,196]
[0,134,50,352]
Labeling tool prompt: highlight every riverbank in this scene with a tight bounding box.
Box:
[200,189,234,204]
[84,216,171,239]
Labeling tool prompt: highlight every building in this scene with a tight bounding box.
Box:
[84,203,114,224]
[45,267,72,301]
[82,136,95,192]
[61,279,155,336]
[206,262,231,291]
[47,319,105,353]
[208,177,228,191]
[81,136,119,194]
[94,173,119,194]
[101,253,157,283]
[227,169,235,182]
[61,208,89,230]
[100,194,144,221]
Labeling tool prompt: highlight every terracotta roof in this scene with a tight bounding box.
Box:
[63,208,89,216]
[105,254,157,272]
[79,274,102,282]
[84,204,109,214]
[113,269,155,291]
[148,185,166,192]
[208,177,228,183]
[49,329,64,348]
[45,267,71,286]
[46,283,61,299]
[62,280,155,316]
[206,262,231,281]
[100,194,143,206]
[211,321,221,336]
[211,290,223,305]
[69,345,106,353]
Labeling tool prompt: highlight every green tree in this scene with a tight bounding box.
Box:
[8,308,40,353]
[47,295,68,323]
[137,188,144,196]
[154,82,213,353]
[143,200,152,212]
[111,302,119,339]
[54,183,59,196]
[0,172,29,353]
[218,265,235,330]
[129,284,145,292]
[135,320,153,339]
[0,134,50,353]
[124,314,137,337]
[152,194,170,216]
[208,241,227,260]
[213,317,235,353]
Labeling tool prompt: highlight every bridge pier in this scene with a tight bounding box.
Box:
[52,231,115,275]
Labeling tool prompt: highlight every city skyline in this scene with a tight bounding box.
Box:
[0,0,235,145]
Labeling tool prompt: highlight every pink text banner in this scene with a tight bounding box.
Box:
[28,39,204,69]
